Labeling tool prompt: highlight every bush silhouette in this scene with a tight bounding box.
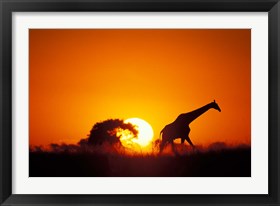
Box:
[79,119,138,146]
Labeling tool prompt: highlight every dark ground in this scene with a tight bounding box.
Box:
[29,147,251,177]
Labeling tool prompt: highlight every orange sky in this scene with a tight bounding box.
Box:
[29,29,251,147]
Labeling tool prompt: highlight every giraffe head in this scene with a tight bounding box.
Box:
[211,100,221,112]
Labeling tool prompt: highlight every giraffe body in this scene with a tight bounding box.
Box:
[159,100,221,152]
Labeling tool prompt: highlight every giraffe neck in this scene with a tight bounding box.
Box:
[177,103,213,124]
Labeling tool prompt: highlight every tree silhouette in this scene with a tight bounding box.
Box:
[79,119,138,146]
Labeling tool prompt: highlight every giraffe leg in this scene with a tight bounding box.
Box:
[159,141,165,153]
[171,141,176,154]
[181,138,185,144]
[171,141,180,156]
[160,135,169,153]
[185,136,195,149]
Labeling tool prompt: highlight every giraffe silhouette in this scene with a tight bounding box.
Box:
[159,100,221,152]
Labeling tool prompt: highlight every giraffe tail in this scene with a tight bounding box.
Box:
[159,128,165,153]
[159,129,164,140]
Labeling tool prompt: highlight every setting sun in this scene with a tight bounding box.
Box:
[124,118,154,147]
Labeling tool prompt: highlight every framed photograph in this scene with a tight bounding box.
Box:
[1,0,279,205]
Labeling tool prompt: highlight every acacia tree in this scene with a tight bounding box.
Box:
[79,119,138,146]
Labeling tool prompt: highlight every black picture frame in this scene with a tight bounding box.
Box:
[0,0,279,205]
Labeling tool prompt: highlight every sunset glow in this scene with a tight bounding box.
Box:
[29,29,252,177]
[29,29,251,147]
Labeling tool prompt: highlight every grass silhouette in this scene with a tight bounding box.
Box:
[30,144,250,177]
